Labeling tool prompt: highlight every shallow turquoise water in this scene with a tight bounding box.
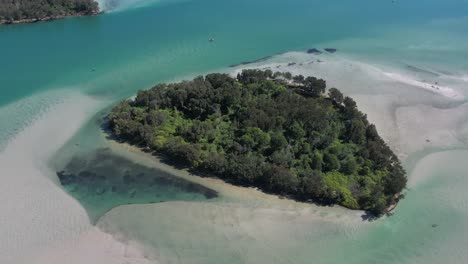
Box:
[2,0,467,107]
[2,0,468,263]
[58,148,218,222]
[2,0,467,149]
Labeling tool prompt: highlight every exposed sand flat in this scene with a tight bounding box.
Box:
[0,91,153,264]
[443,74,468,84]
[36,227,155,264]
[409,149,468,211]
[229,52,468,159]
[395,103,468,155]
[89,51,468,264]
[98,201,366,264]
[2,51,464,264]
[0,90,67,151]
[231,52,465,100]
[96,141,468,264]
[106,138,361,212]
[382,71,463,99]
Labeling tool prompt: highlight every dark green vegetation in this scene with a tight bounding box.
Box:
[0,0,99,24]
[57,148,218,222]
[108,70,406,216]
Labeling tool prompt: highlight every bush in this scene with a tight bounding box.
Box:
[108,70,406,215]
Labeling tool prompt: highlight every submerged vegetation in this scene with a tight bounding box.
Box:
[57,148,217,222]
[0,0,99,24]
[108,70,406,216]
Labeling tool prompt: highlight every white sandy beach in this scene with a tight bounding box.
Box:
[90,52,468,264]
[0,90,153,264]
[233,52,465,100]
[382,71,463,100]
[230,52,468,158]
[1,0,468,262]
[1,51,468,264]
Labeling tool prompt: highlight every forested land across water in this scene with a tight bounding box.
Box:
[108,70,407,216]
[0,0,99,23]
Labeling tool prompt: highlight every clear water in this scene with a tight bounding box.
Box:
[2,0,467,107]
[1,0,468,263]
[58,148,218,222]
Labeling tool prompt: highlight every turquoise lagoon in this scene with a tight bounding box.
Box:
[1,0,468,263]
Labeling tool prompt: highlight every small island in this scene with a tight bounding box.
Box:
[0,0,100,24]
[108,70,407,216]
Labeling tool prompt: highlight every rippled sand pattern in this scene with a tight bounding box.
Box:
[91,52,468,264]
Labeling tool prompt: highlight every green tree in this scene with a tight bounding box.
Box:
[323,153,340,172]
[108,70,406,216]
[269,131,288,151]
[286,121,306,141]
[341,156,358,175]
[310,152,323,171]
[301,76,326,97]
[299,169,324,199]
[265,165,298,194]
[328,88,344,105]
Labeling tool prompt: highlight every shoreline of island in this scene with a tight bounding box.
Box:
[106,69,407,217]
[0,11,103,25]
[0,0,103,25]
[105,128,404,218]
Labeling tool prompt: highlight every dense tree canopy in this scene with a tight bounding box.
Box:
[108,70,407,216]
[0,0,99,23]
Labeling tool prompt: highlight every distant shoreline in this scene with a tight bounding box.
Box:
[0,11,103,25]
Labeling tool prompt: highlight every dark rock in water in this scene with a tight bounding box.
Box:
[288,62,297,66]
[324,48,337,53]
[307,48,322,54]
[432,224,439,228]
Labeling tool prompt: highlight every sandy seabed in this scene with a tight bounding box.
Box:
[0,90,153,264]
[2,51,468,264]
[93,52,468,264]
